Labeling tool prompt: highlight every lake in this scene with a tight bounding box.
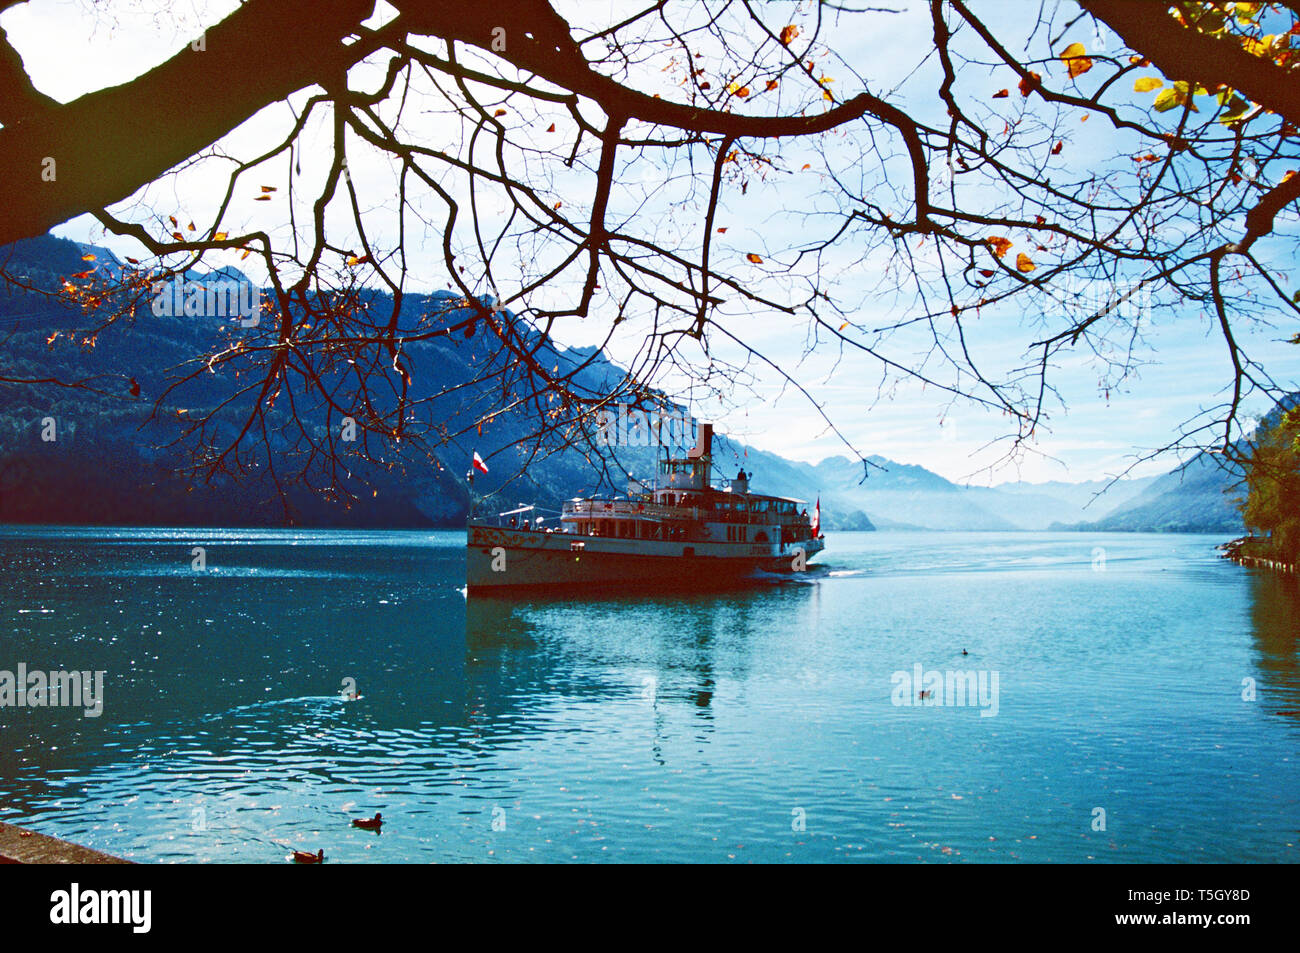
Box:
[0,527,1295,863]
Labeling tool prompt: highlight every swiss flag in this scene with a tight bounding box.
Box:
[811,496,820,537]
[472,451,489,475]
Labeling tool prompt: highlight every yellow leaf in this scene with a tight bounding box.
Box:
[1059,42,1093,79]
[1133,77,1164,92]
[1016,252,1036,273]
[214,231,228,241]
[838,321,849,331]
[746,253,763,264]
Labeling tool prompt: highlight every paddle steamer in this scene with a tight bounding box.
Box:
[466,424,824,590]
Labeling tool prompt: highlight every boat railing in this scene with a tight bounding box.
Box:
[562,497,811,527]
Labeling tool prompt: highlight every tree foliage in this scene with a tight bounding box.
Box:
[1239,405,1300,561]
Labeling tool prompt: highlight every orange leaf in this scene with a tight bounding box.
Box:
[553,201,562,210]
[735,86,750,98]
[779,24,800,46]
[1282,170,1297,184]
[260,186,277,193]
[81,254,95,261]
[1016,253,1036,273]
[1129,55,1149,66]
[801,163,811,170]
[171,231,184,240]
[254,195,271,201]
[986,236,1013,258]
[169,215,178,227]
[1051,141,1063,155]
[1018,71,1041,97]
[346,254,371,267]
[717,227,728,233]
[746,253,763,264]
[765,79,779,91]
[838,321,849,331]
[214,231,228,241]
[240,249,252,260]
[1059,42,1093,79]
[992,88,1010,99]
[187,221,196,231]
[493,108,507,117]
[546,123,556,132]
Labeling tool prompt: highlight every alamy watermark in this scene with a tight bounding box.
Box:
[596,403,695,447]
[0,664,105,718]
[151,276,261,327]
[891,663,999,717]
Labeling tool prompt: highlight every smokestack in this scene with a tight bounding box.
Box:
[688,422,713,460]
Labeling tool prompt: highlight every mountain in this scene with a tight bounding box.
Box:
[0,233,1241,533]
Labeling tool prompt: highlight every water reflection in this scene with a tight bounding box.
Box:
[1245,569,1300,719]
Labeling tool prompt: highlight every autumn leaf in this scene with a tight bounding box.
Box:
[187,221,196,231]
[553,201,562,210]
[1034,215,1046,225]
[260,186,277,193]
[1129,55,1150,66]
[1282,170,1298,184]
[765,79,779,91]
[1133,76,1164,93]
[838,321,849,331]
[214,231,228,241]
[254,195,271,202]
[346,254,371,266]
[746,253,764,264]
[992,88,1010,99]
[1018,71,1041,97]
[980,269,995,277]
[1059,42,1093,79]
[1016,252,1036,273]
[699,81,711,90]
[546,123,556,132]
[801,163,811,170]
[1051,141,1063,155]
[81,254,95,261]
[717,227,728,233]
[240,249,252,260]
[169,215,178,227]
[779,24,800,46]
[735,86,750,97]
[125,257,140,264]
[171,231,184,240]
[493,108,507,116]
[986,236,1013,258]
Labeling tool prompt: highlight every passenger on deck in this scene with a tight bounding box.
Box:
[509,516,517,528]
[522,519,530,531]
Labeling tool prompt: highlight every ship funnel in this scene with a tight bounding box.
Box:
[688,422,713,460]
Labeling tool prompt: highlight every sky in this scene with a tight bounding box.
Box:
[5,0,1299,486]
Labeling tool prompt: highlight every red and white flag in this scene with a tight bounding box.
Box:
[472,451,489,475]
[811,496,820,537]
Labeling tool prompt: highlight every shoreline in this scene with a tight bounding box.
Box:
[0,821,130,864]
[1219,537,1298,574]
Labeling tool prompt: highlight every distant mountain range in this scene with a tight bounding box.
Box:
[0,233,1248,533]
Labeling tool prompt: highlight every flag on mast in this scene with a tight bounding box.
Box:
[472,451,489,475]
[811,496,820,537]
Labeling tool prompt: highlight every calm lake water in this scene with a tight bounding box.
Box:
[0,528,1295,863]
